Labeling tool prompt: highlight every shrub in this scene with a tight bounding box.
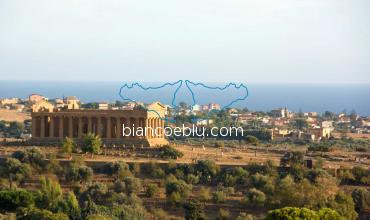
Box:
[213,190,226,203]
[183,200,206,220]
[152,208,169,220]
[17,207,69,220]
[159,145,183,159]
[245,135,259,146]
[186,174,199,185]
[145,183,159,198]
[198,187,212,203]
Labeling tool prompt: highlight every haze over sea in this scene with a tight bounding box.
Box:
[0,81,369,116]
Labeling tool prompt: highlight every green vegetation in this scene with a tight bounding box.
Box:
[0,145,366,219]
[158,144,184,159]
[61,137,76,158]
[265,207,344,220]
[0,121,25,138]
[81,133,102,157]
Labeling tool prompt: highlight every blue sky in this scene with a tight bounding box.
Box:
[0,0,369,83]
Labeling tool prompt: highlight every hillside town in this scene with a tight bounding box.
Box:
[0,93,369,220]
[0,94,369,142]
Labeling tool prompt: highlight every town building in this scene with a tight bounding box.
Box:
[270,108,292,118]
[208,103,221,111]
[98,102,109,110]
[304,112,318,117]
[192,104,201,112]
[29,94,45,103]
[64,96,80,109]
[31,100,168,147]
[0,98,20,106]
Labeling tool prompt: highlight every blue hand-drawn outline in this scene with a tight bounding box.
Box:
[184,80,249,117]
[118,80,249,121]
[118,80,183,121]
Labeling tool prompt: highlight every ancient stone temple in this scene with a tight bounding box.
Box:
[31,100,168,147]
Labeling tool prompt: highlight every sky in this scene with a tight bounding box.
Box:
[0,0,369,83]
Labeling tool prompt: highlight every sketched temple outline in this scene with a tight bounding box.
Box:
[118,80,249,121]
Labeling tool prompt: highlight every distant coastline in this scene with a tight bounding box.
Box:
[0,80,369,116]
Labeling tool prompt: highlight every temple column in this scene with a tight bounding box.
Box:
[116,117,122,139]
[59,116,64,138]
[78,117,83,138]
[49,116,54,138]
[97,117,102,137]
[148,118,152,139]
[156,118,160,138]
[161,119,165,137]
[32,116,37,138]
[131,118,136,138]
[87,117,92,134]
[107,117,111,138]
[152,118,155,138]
[68,116,73,137]
[153,118,156,138]
[40,116,45,138]
[144,118,149,139]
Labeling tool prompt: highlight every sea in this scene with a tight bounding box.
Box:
[0,81,369,116]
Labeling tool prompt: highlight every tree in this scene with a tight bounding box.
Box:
[17,207,69,220]
[124,177,142,195]
[351,188,370,214]
[293,118,308,130]
[317,208,344,220]
[243,188,266,207]
[145,184,159,198]
[327,191,358,220]
[265,207,345,220]
[86,215,110,220]
[83,182,108,204]
[195,160,220,184]
[165,177,192,206]
[2,158,31,188]
[82,133,102,157]
[46,154,63,175]
[216,208,230,220]
[280,151,305,167]
[0,189,34,212]
[107,161,132,181]
[183,200,206,220]
[12,147,47,171]
[265,207,319,220]
[236,213,255,220]
[61,137,75,159]
[62,191,81,220]
[65,164,93,184]
[36,177,63,211]
[7,121,25,138]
